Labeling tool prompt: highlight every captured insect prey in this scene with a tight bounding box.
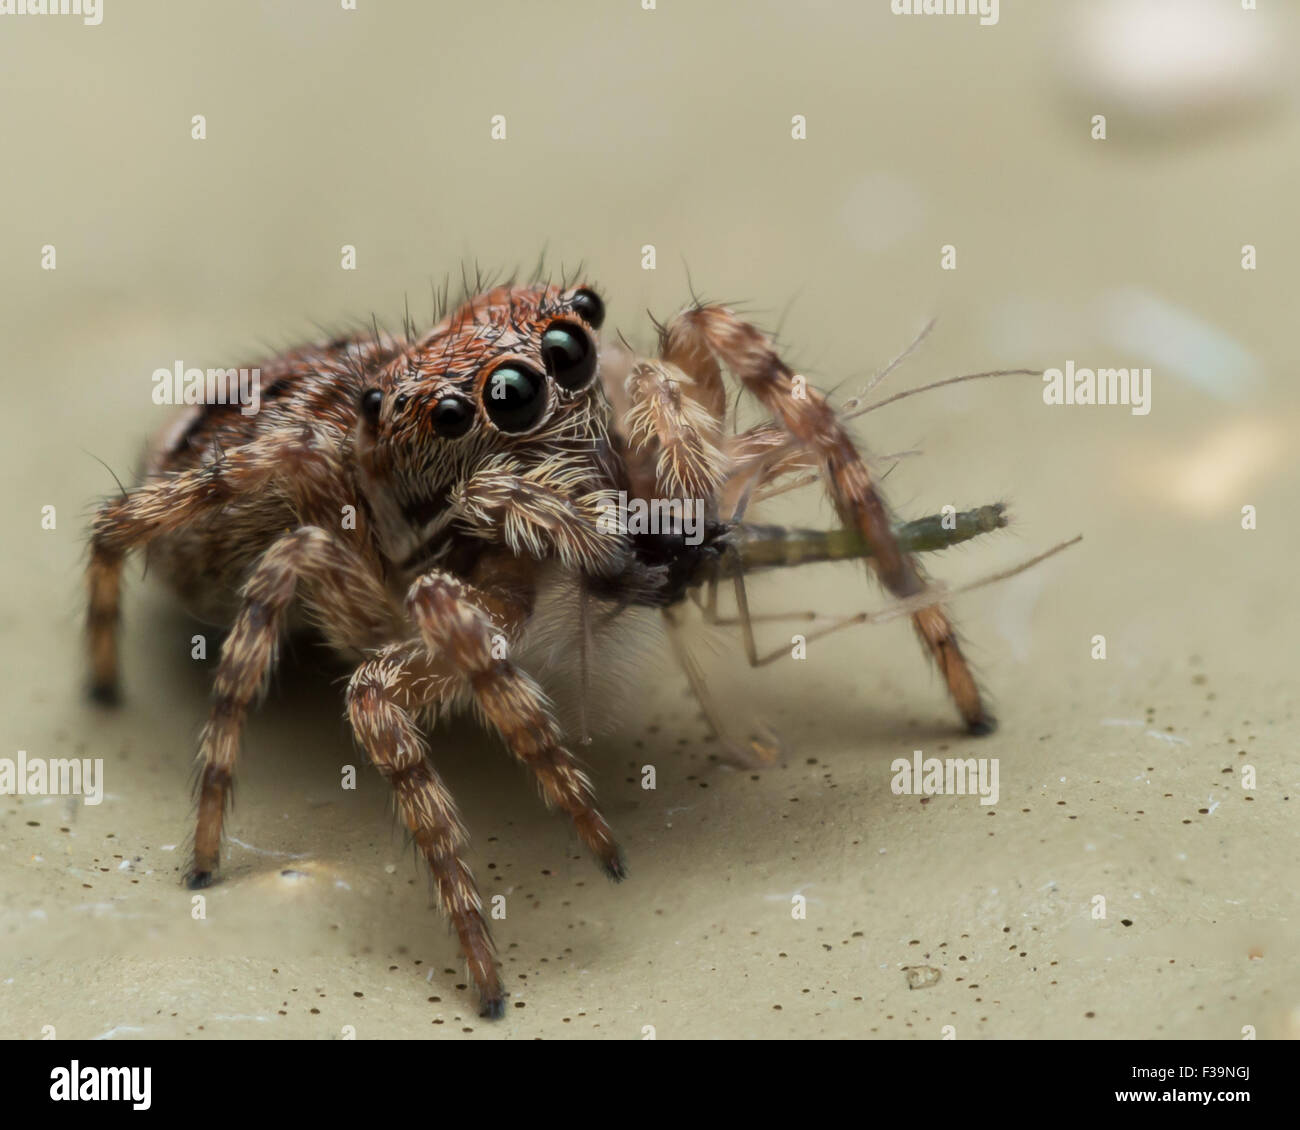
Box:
[85,281,1076,1019]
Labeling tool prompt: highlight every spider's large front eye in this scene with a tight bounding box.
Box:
[570,288,605,329]
[360,388,383,426]
[541,322,597,391]
[431,395,474,439]
[483,363,548,433]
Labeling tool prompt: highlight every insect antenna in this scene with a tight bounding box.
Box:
[834,317,938,414]
[841,367,1042,422]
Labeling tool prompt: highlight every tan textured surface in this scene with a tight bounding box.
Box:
[1,1,1297,1039]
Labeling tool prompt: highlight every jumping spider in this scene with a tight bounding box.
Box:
[87,281,1026,1018]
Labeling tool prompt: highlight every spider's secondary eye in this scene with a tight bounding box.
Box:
[483,363,548,434]
[570,288,605,330]
[541,322,597,391]
[431,395,474,439]
[360,388,383,426]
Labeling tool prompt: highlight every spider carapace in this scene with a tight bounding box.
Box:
[87,281,1006,1018]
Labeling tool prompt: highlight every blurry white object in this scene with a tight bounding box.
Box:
[986,289,1263,403]
[1095,288,1263,401]
[1058,0,1289,127]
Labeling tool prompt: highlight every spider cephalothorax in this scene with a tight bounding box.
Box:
[355,284,621,572]
[86,278,1036,1018]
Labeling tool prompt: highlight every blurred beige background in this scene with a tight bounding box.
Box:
[1,0,1297,1040]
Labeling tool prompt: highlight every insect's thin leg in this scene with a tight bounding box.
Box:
[704,607,823,629]
[728,591,874,668]
[406,570,625,879]
[661,605,781,768]
[749,470,821,507]
[730,570,763,669]
[663,305,996,736]
[746,449,921,508]
[748,620,869,667]
[85,427,346,702]
[685,568,720,621]
[723,393,924,512]
[186,526,396,887]
[725,536,1083,667]
[346,643,505,1019]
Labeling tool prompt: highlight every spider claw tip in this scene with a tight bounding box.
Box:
[88,681,121,707]
[603,852,628,883]
[478,994,507,1020]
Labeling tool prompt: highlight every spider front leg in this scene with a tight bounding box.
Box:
[85,427,345,702]
[623,359,729,502]
[404,569,626,881]
[663,306,996,735]
[186,525,398,887]
[620,362,781,762]
[455,457,628,576]
[345,642,505,1018]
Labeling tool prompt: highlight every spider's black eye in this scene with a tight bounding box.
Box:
[541,322,597,391]
[570,288,605,330]
[430,395,474,439]
[360,388,383,426]
[483,363,548,433]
